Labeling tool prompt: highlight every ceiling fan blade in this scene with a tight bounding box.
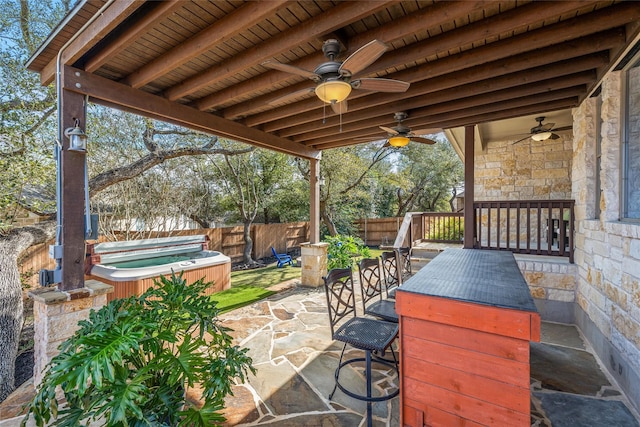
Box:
[380,126,399,135]
[538,122,556,132]
[331,100,348,115]
[339,39,388,76]
[512,135,531,145]
[268,87,316,106]
[411,137,437,145]
[353,78,410,92]
[262,60,320,81]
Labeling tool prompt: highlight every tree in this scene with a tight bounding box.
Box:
[398,137,464,213]
[297,143,395,237]
[372,137,464,216]
[207,143,293,265]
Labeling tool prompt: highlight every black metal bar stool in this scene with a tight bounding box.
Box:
[358,257,398,323]
[323,267,399,427]
[381,251,400,299]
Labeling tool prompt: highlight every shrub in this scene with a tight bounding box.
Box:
[426,217,464,242]
[24,273,254,427]
[325,234,371,270]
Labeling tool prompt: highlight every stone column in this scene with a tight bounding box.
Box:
[29,280,113,386]
[300,242,328,288]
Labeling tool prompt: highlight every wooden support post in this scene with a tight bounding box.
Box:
[60,87,87,291]
[310,157,320,244]
[463,125,475,249]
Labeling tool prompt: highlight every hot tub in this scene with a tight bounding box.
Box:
[86,235,231,301]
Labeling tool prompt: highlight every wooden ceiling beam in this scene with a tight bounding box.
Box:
[121,1,289,89]
[290,69,596,143]
[61,66,319,159]
[303,87,584,147]
[200,1,489,114]
[38,0,144,85]
[266,42,611,135]
[247,3,632,129]
[226,1,604,122]
[421,98,580,133]
[84,1,184,73]
[284,56,602,140]
[311,98,576,150]
[163,1,399,101]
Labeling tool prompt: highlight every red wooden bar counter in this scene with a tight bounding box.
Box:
[396,249,540,426]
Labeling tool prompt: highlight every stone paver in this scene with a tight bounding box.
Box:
[219,286,399,426]
[3,286,639,427]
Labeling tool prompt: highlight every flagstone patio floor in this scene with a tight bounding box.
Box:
[2,280,639,426]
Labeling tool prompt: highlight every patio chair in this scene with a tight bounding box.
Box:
[322,267,399,427]
[381,251,400,299]
[358,258,398,323]
[396,246,412,282]
[271,246,293,268]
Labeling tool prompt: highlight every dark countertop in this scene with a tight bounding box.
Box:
[398,248,538,312]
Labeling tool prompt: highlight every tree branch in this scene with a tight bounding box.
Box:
[89,145,253,196]
[340,146,394,194]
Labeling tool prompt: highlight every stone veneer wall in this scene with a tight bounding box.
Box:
[516,258,577,324]
[474,131,574,246]
[30,280,113,385]
[572,71,640,411]
[473,127,576,316]
[474,134,573,201]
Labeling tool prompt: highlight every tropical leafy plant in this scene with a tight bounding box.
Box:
[23,273,255,427]
[325,234,371,270]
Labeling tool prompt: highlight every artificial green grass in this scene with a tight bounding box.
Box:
[210,286,276,313]
[230,264,301,288]
[210,264,301,313]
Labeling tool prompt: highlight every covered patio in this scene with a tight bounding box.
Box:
[19,1,640,425]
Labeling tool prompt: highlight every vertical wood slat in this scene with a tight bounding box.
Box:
[471,200,574,261]
[89,260,231,301]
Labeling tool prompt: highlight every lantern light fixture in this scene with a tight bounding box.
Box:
[64,119,87,151]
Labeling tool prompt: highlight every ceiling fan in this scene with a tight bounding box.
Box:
[358,112,437,147]
[512,116,569,144]
[263,39,410,114]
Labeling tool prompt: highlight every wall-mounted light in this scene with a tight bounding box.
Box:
[315,80,352,104]
[64,119,87,151]
[388,135,410,147]
[531,131,552,142]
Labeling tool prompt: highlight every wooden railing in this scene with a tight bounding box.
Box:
[473,200,574,262]
[390,200,575,262]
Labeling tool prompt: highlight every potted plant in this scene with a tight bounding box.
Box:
[23,272,255,427]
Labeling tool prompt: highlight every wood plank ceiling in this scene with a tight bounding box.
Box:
[27,0,640,159]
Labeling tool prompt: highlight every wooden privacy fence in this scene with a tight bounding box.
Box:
[19,222,309,285]
[354,217,405,247]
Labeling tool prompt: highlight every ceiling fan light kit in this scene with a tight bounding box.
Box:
[388,135,411,147]
[531,131,553,141]
[315,80,352,104]
[264,39,410,117]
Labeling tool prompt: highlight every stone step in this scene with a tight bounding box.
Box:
[410,247,442,259]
